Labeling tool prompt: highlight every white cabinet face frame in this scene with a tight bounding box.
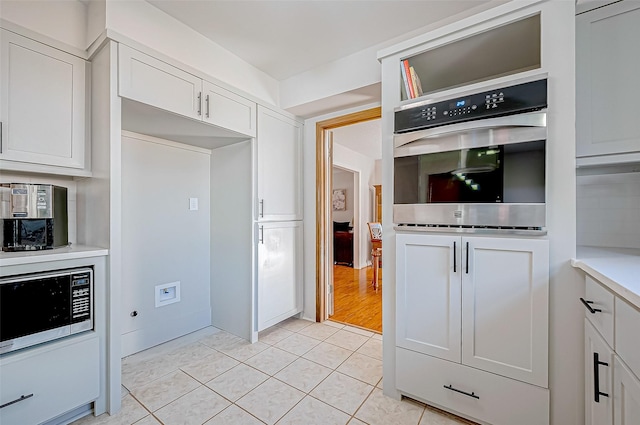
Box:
[585,319,614,425]
[256,107,303,222]
[256,221,303,331]
[118,44,202,121]
[462,236,549,388]
[576,2,640,158]
[613,356,640,425]
[396,233,461,362]
[0,30,86,169]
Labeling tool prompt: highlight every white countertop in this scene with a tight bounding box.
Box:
[572,246,640,309]
[0,245,109,267]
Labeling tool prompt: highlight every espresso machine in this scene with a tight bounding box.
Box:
[1,183,69,251]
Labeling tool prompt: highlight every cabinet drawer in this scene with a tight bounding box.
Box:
[583,276,614,346]
[0,335,99,425]
[396,347,549,425]
[615,297,640,380]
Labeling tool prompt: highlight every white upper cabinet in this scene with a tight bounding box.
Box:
[0,29,87,171]
[576,2,640,159]
[118,44,257,137]
[119,44,202,120]
[256,106,303,222]
[202,81,256,137]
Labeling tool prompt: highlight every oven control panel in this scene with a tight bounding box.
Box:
[394,78,547,134]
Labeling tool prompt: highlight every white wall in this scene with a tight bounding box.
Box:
[577,172,640,249]
[333,143,377,269]
[120,133,211,356]
[1,0,88,49]
[332,168,355,224]
[105,0,280,106]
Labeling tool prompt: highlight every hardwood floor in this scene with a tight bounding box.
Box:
[329,264,382,333]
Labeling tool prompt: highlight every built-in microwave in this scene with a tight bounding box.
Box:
[0,267,93,355]
[393,75,548,231]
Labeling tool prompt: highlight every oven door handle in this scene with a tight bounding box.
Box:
[393,111,547,150]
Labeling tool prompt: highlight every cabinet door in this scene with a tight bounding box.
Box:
[576,2,640,157]
[0,30,86,169]
[613,356,640,425]
[462,237,549,387]
[0,335,99,425]
[585,319,614,425]
[202,81,256,137]
[256,107,303,221]
[119,44,203,121]
[396,233,461,362]
[257,221,303,331]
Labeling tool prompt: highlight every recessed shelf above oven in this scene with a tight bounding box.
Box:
[400,14,541,101]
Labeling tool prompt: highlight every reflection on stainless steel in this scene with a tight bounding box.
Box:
[393,203,546,229]
[394,112,547,157]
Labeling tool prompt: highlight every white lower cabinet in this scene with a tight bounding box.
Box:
[257,221,303,331]
[585,319,614,425]
[396,233,549,424]
[397,348,549,425]
[581,275,640,425]
[0,335,99,425]
[613,357,640,425]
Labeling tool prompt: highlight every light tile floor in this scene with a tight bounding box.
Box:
[72,319,473,425]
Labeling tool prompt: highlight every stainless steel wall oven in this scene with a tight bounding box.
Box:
[393,75,548,232]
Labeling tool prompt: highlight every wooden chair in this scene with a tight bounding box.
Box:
[368,222,382,290]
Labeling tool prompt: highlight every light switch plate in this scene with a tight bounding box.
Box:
[189,197,198,211]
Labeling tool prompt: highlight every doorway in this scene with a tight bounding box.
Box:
[315,107,382,331]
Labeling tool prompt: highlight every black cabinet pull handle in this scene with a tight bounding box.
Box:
[465,241,469,274]
[1,393,34,409]
[580,298,602,314]
[444,384,479,399]
[453,242,457,272]
[593,352,609,403]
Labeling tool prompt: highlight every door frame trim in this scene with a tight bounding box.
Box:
[315,106,381,322]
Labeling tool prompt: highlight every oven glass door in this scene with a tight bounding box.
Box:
[394,140,545,205]
[0,274,71,343]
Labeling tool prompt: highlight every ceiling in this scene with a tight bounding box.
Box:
[146,0,498,82]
